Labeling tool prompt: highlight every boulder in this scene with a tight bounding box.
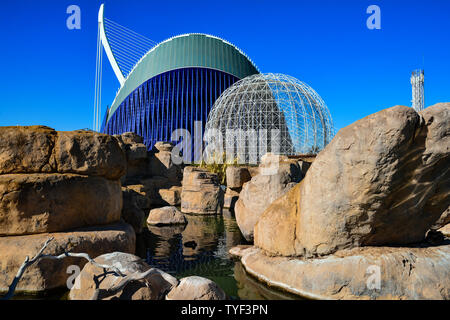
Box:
[166,276,226,300]
[122,185,151,211]
[0,126,126,180]
[69,252,178,300]
[115,132,149,181]
[147,206,187,226]
[181,167,224,215]
[224,188,240,210]
[158,186,182,206]
[54,130,126,180]
[255,105,450,257]
[234,245,450,300]
[149,142,183,183]
[0,222,135,293]
[235,155,302,241]
[0,173,122,236]
[0,126,56,174]
[226,166,251,189]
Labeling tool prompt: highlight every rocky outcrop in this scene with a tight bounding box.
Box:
[0,222,135,293]
[114,132,149,183]
[0,173,122,236]
[235,154,303,241]
[226,166,251,189]
[166,276,226,300]
[69,252,178,300]
[147,206,187,226]
[232,245,450,300]
[223,166,251,211]
[255,104,450,257]
[0,126,126,179]
[224,188,240,210]
[149,142,183,184]
[0,126,135,294]
[229,104,450,300]
[181,167,224,215]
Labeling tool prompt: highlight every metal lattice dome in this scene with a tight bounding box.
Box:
[204,73,335,164]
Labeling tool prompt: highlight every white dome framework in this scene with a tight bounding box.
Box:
[204,73,335,164]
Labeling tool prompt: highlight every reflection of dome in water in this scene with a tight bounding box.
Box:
[205,73,335,163]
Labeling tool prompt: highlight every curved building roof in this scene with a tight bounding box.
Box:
[107,33,260,121]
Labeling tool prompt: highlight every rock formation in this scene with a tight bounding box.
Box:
[69,252,178,300]
[114,133,184,232]
[234,154,303,241]
[224,166,251,211]
[147,206,187,226]
[232,103,450,300]
[255,104,450,257]
[181,166,224,215]
[0,126,135,294]
[166,276,227,300]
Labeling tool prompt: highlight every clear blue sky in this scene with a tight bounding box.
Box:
[1,0,449,132]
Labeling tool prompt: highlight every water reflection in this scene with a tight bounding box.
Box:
[135,210,302,300]
[136,210,245,298]
[234,262,303,300]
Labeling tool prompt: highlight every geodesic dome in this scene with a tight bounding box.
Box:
[204,73,334,164]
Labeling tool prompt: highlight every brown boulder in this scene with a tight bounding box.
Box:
[0,173,122,236]
[166,276,226,300]
[255,105,450,257]
[147,206,187,226]
[226,166,251,189]
[181,167,224,215]
[69,252,177,300]
[54,130,126,180]
[0,126,57,174]
[0,222,135,293]
[235,155,302,241]
[0,126,126,180]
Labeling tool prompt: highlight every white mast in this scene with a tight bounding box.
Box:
[98,4,125,85]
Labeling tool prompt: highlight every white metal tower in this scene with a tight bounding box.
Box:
[411,69,425,112]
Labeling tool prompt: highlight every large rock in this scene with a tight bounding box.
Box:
[147,206,187,226]
[0,222,135,293]
[224,188,240,210]
[158,186,182,206]
[115,132,149,181]
[0,126,56,174]
[0,173,122,236]
[233,245,450,300]
[235,155,302,241]
[54,130,126,180]
[0,126,126,180]
[166,276,226,300]
[69,252,178,300]
[226,166,251,189]
[149,142,183,183]
[181,167,224,215]
[255,104,450,257]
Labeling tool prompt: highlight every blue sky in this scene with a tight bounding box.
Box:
[0,0,449,132]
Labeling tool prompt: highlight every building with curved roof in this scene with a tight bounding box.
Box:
[100,31,260,156]
[205,73,335,164]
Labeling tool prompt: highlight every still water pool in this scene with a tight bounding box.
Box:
[12,211,301,300]
[136,211,301,300]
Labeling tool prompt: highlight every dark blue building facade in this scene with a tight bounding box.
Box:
[101,34,259,157]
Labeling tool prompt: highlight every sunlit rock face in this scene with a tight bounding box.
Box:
[255,104,450,257]
[235,154,302,242]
